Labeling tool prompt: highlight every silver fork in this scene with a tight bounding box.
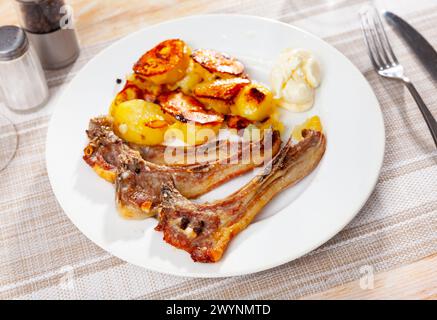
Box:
[360,6,437,148]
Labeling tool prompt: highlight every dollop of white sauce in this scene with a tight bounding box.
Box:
[270,48,321,112]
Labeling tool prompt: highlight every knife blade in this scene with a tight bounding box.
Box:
[383,11,437,81]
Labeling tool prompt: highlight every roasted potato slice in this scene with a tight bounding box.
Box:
[191,49,245,79]
[158,92,224,125]
[126,73,163,98]
[110,74,163,115]
[168,59,204,95]
[193,78,250,114]
[225,114,253,129]
[158,92,224,145]
[133,39,191,85]
[112,84,143,106]
[112,99,169,146]
[231,82,274,121]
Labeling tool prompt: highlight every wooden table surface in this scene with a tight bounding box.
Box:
[1,0,436,300]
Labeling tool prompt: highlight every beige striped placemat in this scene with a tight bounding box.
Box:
[0,0,436,299]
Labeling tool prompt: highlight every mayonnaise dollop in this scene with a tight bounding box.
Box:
[270,48,321,112]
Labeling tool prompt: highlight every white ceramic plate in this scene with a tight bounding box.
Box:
[46,14,385,277]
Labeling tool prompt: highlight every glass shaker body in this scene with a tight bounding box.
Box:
[0,26,49,112]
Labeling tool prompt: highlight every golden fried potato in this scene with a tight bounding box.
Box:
[111,84,143,109]
[125,73,163,98]
[158,92,224,145]
[109,74,163,115]
[193,78,250,114]
[112,99,169,145]
[226,115,253,129]
[133,39,191,85]
[191,49,245,80]
[168,59,204,95]
[231,82,274,121]
[292,116,323,141]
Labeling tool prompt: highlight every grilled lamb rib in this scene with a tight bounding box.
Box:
[156,129,326,262]
[83,116,281,218]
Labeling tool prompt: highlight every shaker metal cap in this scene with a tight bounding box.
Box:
[0,25,29,61]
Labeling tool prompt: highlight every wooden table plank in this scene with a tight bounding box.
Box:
[301,253,437,300]
[0,0,227,46]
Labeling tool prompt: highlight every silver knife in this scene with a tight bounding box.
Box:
[383,11,437,81]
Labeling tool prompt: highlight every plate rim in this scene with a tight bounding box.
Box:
[46,13,386,278]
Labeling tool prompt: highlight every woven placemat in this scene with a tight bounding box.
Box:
[0,0,436,299]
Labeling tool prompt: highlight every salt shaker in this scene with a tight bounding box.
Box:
[14,0,80,69]
[0,25,49,111]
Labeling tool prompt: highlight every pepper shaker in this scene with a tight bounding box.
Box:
[0,25,49,111]
[14,0,80,69]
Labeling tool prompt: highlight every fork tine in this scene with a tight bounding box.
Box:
[364,8,395,69]
[361,23,379,70]
[360,10,383,70]
[367,9,392,67]
[372,9,399,65]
